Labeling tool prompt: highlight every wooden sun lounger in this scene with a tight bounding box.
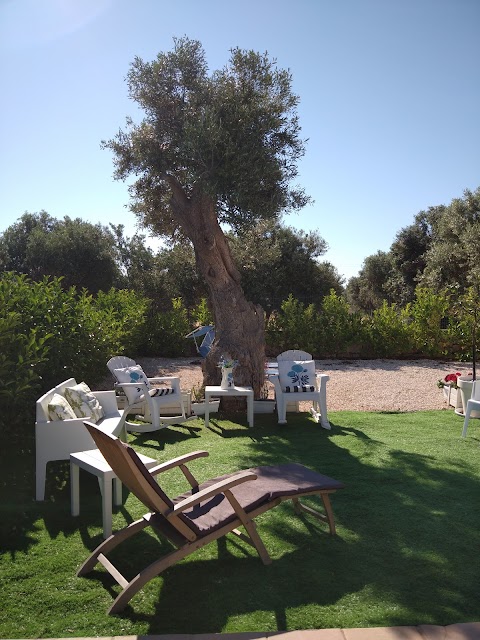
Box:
[77,421,345,614]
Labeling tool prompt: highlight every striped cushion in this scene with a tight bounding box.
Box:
[285,385,316,393]
[139,387,175,400]
[149,387,174,397]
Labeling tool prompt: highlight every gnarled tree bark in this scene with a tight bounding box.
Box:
[166,177,265,399]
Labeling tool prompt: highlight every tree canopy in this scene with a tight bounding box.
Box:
[0,212,121,293]
[347,187,480,313]
[103,36,310,240]
[103,37,313,393]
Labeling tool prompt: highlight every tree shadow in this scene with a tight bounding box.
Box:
[2,410,480,633]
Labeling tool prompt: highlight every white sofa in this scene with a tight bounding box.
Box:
[35,378,127,501]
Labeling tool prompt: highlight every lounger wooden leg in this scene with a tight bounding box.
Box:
[77,518,148,576]
[320,493,336,535]
[108,544,195,614]
[292,494,337,535]
[224,490,272,565]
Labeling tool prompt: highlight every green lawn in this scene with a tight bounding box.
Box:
[1,409,479,637]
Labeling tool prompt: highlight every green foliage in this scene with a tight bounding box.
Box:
[192,297,213,327]
[0,273,149,434]
[228,221,343,312]
[450,282,480,376]
[318,290,361,357]
[0,212,121,293]
[347,187,480,313]
[0,307,51,432]
[106,37,310,236]
[140,297,191,357]
[91,288,148,355]
[266,295,320,354]
[409,287,452,357]
[365,301,413,357]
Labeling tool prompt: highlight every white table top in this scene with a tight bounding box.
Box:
[205,385,253,395]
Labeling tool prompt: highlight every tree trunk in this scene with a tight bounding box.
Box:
[168,180,265,399]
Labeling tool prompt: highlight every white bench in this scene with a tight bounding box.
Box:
[35,378,127,501]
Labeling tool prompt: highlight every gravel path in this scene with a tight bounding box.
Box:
[101,357,472,412]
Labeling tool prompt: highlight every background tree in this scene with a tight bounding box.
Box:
[229,221,343,313]
[103,37,311,394]
[419,188,480,292]
[346,251,394,313]
[0,212,121,293]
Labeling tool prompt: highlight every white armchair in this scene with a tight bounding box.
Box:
[107,356,188,433]
[462,380,480,437]
[35,378,127,500]
[268,350,330,429]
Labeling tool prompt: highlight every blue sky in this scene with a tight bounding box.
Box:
[1,0,478,281]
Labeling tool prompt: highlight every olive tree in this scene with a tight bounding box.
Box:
[103,37,310,394]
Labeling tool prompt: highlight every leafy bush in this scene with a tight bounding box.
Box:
[266,295,321,355]
[140,297,191,357]
[318,290,361,357]
[409,287,452,357]
[0,273,149,435]
[364,301,413,357]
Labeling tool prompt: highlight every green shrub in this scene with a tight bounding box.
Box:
[266,295,320,355]
[318,290,360,357]
[140,297,191,357]
[192,297,213,327]
[0,273,150,435]
[365,301,413,357]
[409,287,452,357]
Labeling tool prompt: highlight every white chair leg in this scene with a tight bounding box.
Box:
[318,385,330,430]
[462,402,472,438]
[277,396,287,424]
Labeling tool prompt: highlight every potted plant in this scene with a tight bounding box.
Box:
[437,371,465,414]
[453,282,480,416]
[191,384,220,416]
[253,382,276,413]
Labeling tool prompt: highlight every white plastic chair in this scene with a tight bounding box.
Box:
[35,378,127,500]
[107,356,189,433]
[267,350,330,429]
[462,379,480,437]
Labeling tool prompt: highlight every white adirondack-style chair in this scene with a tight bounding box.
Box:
[107,356,189,433]
[267,350,330,429]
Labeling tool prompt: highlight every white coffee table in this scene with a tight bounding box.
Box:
[204,385,254,427]
[70,448,157,539]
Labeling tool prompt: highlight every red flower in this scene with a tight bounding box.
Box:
[444,372,461,383]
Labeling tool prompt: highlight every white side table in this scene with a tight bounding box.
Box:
[204,385,254,427]
[70,448,157,539]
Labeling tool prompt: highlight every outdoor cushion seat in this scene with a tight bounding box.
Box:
[173,463,344,535]
[268,350,330,428]
[77,421,345,614]
[107,355,188,432]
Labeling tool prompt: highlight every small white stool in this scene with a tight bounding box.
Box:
[70,448,157,539]
[204,385,254,427]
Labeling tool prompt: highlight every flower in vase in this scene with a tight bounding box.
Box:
[218,355,238,369]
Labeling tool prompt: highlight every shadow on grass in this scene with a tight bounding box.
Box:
[1,410,480,634]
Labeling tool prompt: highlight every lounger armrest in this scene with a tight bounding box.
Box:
[171,470,257,514]
[148,450,209,477]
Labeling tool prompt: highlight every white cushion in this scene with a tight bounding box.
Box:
[64,382,105,423]
[278,360,316,390]
[114,365,151,404]
[47,393,77,421]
